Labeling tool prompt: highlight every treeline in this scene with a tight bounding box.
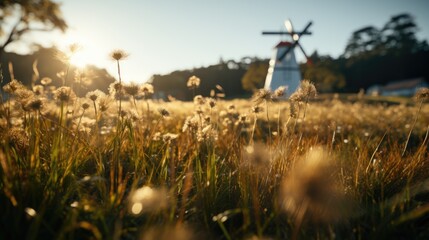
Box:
[150,59,257,100]
[302,13,429,93]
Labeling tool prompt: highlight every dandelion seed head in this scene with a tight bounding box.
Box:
[208,98,216,108]
[253,88,272,105]
[32,85,44,95]
[163,133,179,143]
[86,90,105,102]
[54,86,76,103]
[24,97,44,112]
[110,49,128,61]
[187,75,201,89]
[98,96,112,112]
[251,105,263,114]
[81,102,90,110]
[3,79,23,93]
[158,108,170,117]
[300,79,317,99]
[152,132,162,141]
[123,83,140,97]
[415,87,429,102]
[40,77,52,86]
[279,147,349,223]
[193,95,205,105]
[7,128,29,152]
[140,83,154,97]
[273,86,287,98]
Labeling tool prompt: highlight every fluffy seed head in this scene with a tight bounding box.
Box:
[40,77,52,86]
[187,75,201,89]
[415,87,429,102]
[279,147,349,223]
[54,86,76,103]
[253,88,272,105]
[110,49,129,61]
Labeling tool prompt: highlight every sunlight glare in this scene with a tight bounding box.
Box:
[69,50,91,68]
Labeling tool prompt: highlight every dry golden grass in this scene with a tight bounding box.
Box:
[1,75,429,239]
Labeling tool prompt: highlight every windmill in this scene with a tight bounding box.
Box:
[262,19,312,96]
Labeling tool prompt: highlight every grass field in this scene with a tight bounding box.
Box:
[1,75,429,239]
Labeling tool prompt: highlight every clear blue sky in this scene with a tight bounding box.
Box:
[11,0,429,83]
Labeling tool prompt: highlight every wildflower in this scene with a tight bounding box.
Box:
[15,88,34,102]
[2,79,23,93]
[251,106,263,114]
[415,87,429,102]
[253,88,272,105]
[129,186,168,215]
[81,102,90,110]
[54,86,76,103]
[86,90,105,102]
[98,96,112,112]
[193,95,205,105]
[109,82,123,95]
[6,128,29,152]
[32,85,44,95]
[300,79,317,100]
[141,83,154,96]
[40,77,52,86]
[123,83,140,97]
[152,132,162,141]
[110,49,129,61]
[279,147,349,223]
[24,98,44,112]
[289,101,298,118]
[197,124,218,142]
[158,108,170,118]
[163,133,179,143]
[187,75,201,89]
[208,98,216,108]
[227,104,237,114]
[273,86,287,98]
[182,116,198,133]
[235,113,249,125]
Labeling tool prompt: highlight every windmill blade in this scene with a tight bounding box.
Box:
[278,21,313,61]
[262,31,290,35]
[300,21,313,36]
[297,42,309,61]
[285,19,294,34]
[277,44,295,61]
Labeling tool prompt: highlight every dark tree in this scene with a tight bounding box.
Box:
[241,60,269,92]
[0,0,67,56]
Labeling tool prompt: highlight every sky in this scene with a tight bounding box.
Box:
[8,0,429,84]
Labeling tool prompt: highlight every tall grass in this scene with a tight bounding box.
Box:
[1,63,429,239]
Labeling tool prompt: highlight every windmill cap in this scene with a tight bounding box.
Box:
[275,41,293,48]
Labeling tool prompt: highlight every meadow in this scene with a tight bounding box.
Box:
[1,57,429,239]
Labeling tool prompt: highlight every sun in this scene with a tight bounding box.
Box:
[69,49,92,68]
[59,32,103,69]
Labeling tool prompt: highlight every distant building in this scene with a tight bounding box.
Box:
[367,78,429,97]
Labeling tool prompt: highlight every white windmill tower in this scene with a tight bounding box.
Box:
[262,19,313,96]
